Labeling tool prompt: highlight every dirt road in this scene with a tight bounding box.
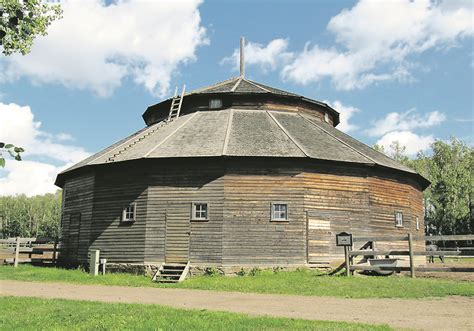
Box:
[1,280,472,330]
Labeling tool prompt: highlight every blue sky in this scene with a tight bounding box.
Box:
[0,0,472,196]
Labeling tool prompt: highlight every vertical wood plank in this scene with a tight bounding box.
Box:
[14,237,20,268]
[344,246,350,277]
[408,232,415,278]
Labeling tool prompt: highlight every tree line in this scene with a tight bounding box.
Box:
[0,191,61,239]
[0,138,472,239]
[375,137,473,236]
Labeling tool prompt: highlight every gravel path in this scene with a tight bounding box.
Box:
[1,280,473,330]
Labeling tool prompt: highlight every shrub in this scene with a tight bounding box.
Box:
[249,267,261,276]
[236,268,246,276]
[204,267,221,277]
[273,266,284,273]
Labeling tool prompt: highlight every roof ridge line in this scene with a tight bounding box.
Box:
[144,112,200,158]
[299,113,377,165]
[266,111,309,157]
[242,78,272,93]
[230,77,242,92]
[222,109,234,155]
[189,76,240,95]
[87,121,162,165]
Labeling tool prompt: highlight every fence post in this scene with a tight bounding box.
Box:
[344,245,350,276]
[408,233,415,278]
[52,240,58,265]
[14,237,20,268]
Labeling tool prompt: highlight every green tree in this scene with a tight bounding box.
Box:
[0,142,24,167]
[374,138,473,235]
[425,138,473,235]
[0,0,62,56]
[373,141,411,166]
[0,190,62,239]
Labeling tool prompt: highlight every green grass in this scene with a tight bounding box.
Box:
[0,296,390,330]
[1,265,473,299]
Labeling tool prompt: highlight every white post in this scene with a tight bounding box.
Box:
[89,250,100,276]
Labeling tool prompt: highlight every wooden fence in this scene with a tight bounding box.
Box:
[344,234,474,277]
[0,237,58,267]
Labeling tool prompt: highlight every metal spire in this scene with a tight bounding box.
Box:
[240,37,245,78]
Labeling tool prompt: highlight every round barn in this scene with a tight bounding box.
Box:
[56,59,429,275]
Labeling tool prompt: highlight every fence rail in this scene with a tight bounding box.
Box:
[343,233,474,277]
[1,237,58,267]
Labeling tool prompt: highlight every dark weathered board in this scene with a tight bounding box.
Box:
[222,162,306,266]
[59,158,425,267]
[60,173,94,264]
[165,204,190,263]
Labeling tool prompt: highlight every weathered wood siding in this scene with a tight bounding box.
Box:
[165,203,190,263]
[303,168,369,263]
[60,173,95,263]
[222,165,306,266]
[304,167,425,264]
[60,159,425,267]
[88,168,148,263]
[145,165,224,265]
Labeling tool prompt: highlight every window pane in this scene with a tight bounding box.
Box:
[272,203,287,220]
[194,203,208,219]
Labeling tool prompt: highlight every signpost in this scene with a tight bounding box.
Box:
[336,232,353,276]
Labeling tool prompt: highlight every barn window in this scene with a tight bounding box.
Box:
[271,202,288,221]
[416,217,420,231]
[122,203,136,222]
[395,211,403,227]
[209,99,223,109]
[192,202,208,221]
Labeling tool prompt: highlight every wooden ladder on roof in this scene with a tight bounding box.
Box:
[168,85,186,122]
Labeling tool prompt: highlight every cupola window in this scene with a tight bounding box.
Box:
[209,99,223,109]
[324,112,330,123]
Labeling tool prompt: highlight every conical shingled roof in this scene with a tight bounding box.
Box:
[188,76,300,97]
[59,109,428,187]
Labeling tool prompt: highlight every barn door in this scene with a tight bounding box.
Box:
[306,210,349,264]
[165,204,190,263]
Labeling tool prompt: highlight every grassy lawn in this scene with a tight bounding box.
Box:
[1,265,473,299]
[0,296,390,331]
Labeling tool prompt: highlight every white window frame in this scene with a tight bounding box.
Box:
[324,112,330,123]
[271,202,288,222]
[395,211,403,227]
[209,99,223,109]
[416,216,420,231]
[122,203,136,222]
[191,202,209,221]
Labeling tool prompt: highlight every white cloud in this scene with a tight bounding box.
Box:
[282,0,473,89]
[376,131,434,156]
[0,102,90,163]
[0,161,72,197]
[0,102,90,196]
[366,109,446,137]
[324,100,360,133]
[0,0,207,97]
[221,39,293,72]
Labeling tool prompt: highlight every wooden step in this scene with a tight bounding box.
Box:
[153,262,190,283]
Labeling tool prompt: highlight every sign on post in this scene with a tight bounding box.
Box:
[336,232,353,277]
[336,232,353,247]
